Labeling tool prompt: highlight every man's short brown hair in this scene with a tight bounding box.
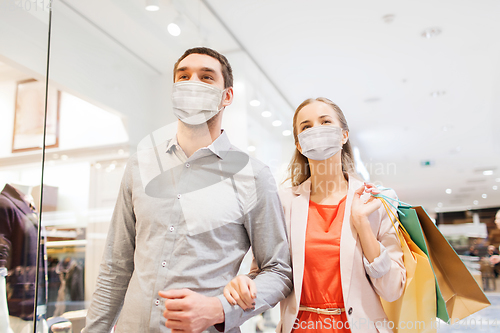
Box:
[173,47,233,89]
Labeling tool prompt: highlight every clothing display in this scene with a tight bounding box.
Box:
[53,258,84,317]
[293,196,350,333]
[0,184,47,322]
[83,131,293,332]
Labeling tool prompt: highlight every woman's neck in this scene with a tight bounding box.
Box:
[309,155,348,204]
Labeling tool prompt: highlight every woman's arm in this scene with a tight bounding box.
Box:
[351,184,406,302]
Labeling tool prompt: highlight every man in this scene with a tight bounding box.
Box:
[82,47,293,333]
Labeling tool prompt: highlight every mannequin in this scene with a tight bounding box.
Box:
[0,183,47,332]
[1,267,14,333]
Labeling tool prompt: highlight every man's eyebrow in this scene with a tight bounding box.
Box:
[199,67,216,73]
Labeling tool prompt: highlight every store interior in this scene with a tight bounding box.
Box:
[1,0,500,332]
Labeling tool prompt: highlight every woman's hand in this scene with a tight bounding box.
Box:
[350,183,382,262]
[223,275,256,310]
[351,183,382,231]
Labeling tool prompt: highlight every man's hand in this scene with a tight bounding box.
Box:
[159,288,225,333]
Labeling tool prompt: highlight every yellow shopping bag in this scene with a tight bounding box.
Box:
[379,199,437,333]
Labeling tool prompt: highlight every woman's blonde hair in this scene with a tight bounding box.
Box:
[286,97,356,187]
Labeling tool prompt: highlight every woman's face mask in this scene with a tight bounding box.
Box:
[171,81,227,125]
[297,125,344,161]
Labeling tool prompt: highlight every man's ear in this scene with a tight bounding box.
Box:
[222,87,234,107]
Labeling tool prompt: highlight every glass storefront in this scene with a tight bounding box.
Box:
[1,1,499,333]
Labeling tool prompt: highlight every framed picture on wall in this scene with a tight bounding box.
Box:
[12,79,60,152]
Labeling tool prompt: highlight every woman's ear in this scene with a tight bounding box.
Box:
[342,130,349,145]
[296,141,302,154]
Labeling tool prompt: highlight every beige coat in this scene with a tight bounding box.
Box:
[275,176,406,333]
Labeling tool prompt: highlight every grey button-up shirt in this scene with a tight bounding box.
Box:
[83,131,293,333]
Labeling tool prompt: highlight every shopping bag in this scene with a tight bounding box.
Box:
[379,199,437,333]
[399,206,491,322]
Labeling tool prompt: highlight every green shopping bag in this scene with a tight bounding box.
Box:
[398,207,449,322]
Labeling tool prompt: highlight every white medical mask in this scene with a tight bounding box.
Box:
[297,126,343,161]
[172,81,226,125]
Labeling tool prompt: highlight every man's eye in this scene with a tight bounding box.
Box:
[202,75,214,80]
[177,75,188,80]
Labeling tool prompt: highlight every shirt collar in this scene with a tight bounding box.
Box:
[165,130,232,160]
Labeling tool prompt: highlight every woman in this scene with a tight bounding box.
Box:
[224,98,405,333]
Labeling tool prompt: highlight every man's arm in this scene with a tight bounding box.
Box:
[216,165,293,332]
[82,159,137,332]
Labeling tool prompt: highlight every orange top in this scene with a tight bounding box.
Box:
[292,196,350,333]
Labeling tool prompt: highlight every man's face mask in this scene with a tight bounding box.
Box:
[172,81,226,125]
[297,125,344,161]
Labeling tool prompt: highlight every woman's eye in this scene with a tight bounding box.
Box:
[323,120,331,124]
[302,125,310,131]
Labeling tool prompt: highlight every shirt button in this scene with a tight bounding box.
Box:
[161,261,167,267]
[155,299,160,306]
[177,194,181,199]
[185,163,190,168]
[169,226,174,232]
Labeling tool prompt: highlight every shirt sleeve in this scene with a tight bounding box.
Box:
[367,189,406,302]
[82,157,137,333]
[219,165,293,332]
[362,242,391,278]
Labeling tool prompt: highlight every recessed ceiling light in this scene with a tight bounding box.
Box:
[422,27,442,38]
[272,120,282,127]
[483,170,494,176]
[61,155,68,161]
[382,14,395,24]
[445,189,452,194]
[145,0,160,11]
[282,130,292,137]
[493,185,498,190]
[249,99,260,107]
[167,23,181,36]
[261,111,272,118]
[247,146,256,152]
[430,91,446,98]
[437,202,443,207]
[473,200,479,205]
[482,194,488,199]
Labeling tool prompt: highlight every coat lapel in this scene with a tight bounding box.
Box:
[290,179,311,308]
[339,177,363,303]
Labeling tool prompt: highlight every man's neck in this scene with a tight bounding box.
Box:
[176,117,222,158]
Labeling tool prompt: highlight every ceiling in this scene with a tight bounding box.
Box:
[53,0,500,213]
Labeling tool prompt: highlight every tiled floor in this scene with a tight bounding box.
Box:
[437,293,500,333]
